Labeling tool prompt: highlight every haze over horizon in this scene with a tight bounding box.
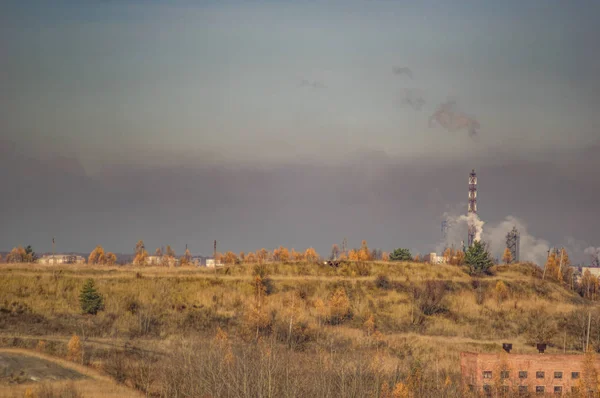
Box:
[1,1,599,263]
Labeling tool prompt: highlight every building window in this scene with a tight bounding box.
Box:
[536,386,545,395]
[501,386,509,393]
[554,386,562,395]
[483,371,492,379]
[572,372,580,379]
[571,386,579,394]
[501,370,510,379]
[519,371,528,379]
[519,386,528,394]
[468,385,475,392]
[536,371,545,379]
[554,371,563,379]
[483,385,492,395]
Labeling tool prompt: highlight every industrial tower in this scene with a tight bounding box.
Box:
[467,169,477,247]
[505,226,520,263]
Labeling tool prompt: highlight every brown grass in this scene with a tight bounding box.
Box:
[0,348,142,397]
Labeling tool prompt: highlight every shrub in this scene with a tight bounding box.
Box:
[413,281,448,316]
[375,274,391,290]
[67,334,82,362]
[79,278,104,315]
[329,288,351,325]
[389,248,412,262]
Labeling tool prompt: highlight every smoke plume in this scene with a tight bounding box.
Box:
[400,89,426,111]
[429,100,480,138]
[438,212,485,252]
[392,66,413,79]
[438,213,550,266]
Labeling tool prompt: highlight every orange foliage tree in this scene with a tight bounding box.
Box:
[502,247,513,264]
[105,252,117,265]
[305,247,319,263]
[544,249,562,282]
[223,251,239,265]
[88,245,106,265]
[348,249,359,261]
[133,240,148,266]
[6,246,31,263]
[291,249,304,262]
[358,240,371,261]
[245,252,257,263]
[256,248,268,264]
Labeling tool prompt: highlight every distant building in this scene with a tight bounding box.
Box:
[146,255,178,266]
[206,259,224,268]
[580,267,600,278]
[461,351,600,396]
[38,254,85,265]
[423,252,445,264]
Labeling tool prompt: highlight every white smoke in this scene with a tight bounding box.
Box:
[585,247,600,266]
[437,212,484,253]
[438,213,550,266]
[482,216,550,266]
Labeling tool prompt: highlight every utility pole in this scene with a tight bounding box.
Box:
[586,312,592,352]
[52,237,55,265]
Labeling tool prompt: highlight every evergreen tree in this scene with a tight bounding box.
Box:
[389,248,412,262]
[79,279,104,315]
[465,241,494,275]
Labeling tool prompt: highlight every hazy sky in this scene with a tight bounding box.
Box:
[1,1,599,262]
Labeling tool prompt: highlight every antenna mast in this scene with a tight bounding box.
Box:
[467,169,477,248]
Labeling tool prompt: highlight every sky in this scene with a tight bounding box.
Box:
[1,0,599,263]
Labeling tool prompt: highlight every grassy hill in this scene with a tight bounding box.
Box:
[1,261,598,397]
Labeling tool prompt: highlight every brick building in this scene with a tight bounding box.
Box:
[460,351,600,396]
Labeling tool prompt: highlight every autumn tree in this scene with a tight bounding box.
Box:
[256,248,268,264]
[105,252,117,266]
[381,252,389,261]
[165,245,176,258]
[305,247,319,263]
[278,246,290,262]
[180,248,193,266]
[239,251,245,263]
[363,314,376,337]
[348,249,359,261]
[223,251,239,265]
[544,249,561,282]
[245,252,257,263]
[358,240,371,261]
[291,248,304,262]
[495,281,509,305]
[558,248,573,284]
[155,247,163,257]
[6,246,27,263]
[133,240,148,266]
[273,246,290,262]
[329,288,351,325]
[67,334,82,362]
[88,245,106,265]
[502,247,513,265]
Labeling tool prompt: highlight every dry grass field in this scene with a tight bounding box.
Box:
[1,260,598,397]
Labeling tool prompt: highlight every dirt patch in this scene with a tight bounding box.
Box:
[0,352,85,385]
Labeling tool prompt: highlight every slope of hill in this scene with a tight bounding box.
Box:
[0,261,597,397]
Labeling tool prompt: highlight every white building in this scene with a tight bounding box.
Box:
[38,254,85,265]
[423,252,445,264]
[206,259,224,268]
